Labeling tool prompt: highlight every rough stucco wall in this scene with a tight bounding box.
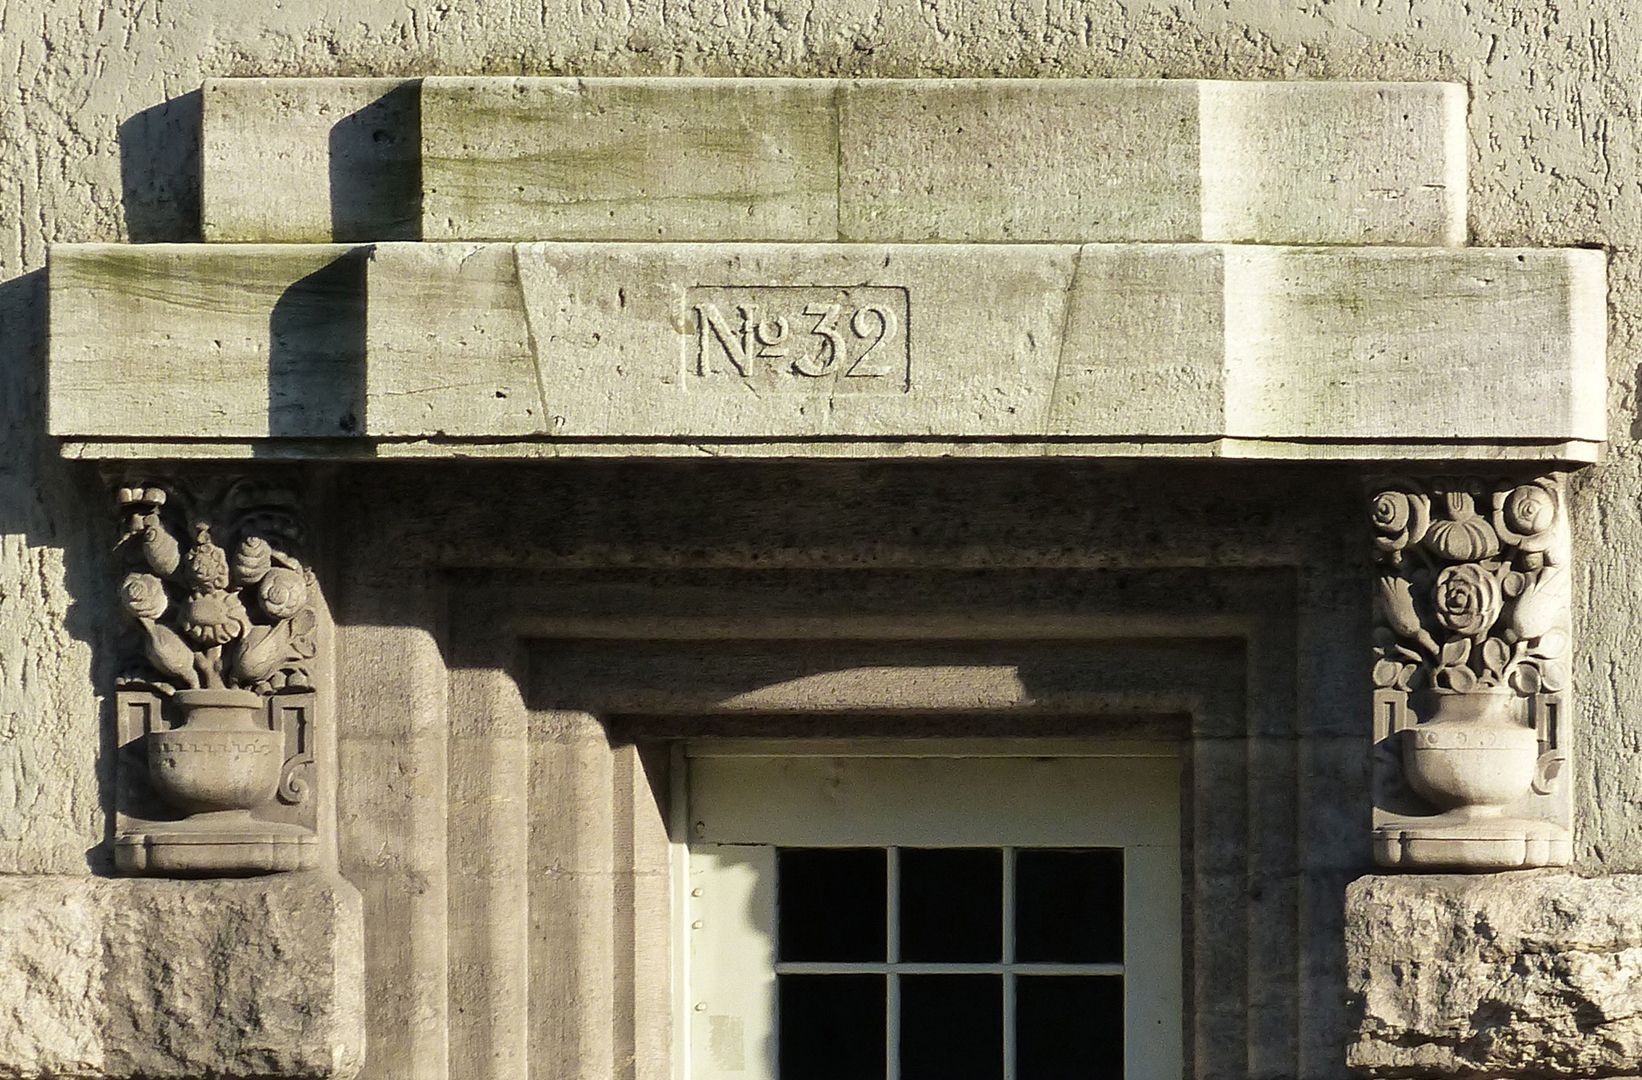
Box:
[0,2,1639,874]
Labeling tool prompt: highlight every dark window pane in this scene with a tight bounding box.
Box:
[900,975,1003,1080]
[1015,849,1123,963]
[1016,976,1123,1079]
[779,974,885,1080]
[778,848,887,962]
[899,848,1003,962]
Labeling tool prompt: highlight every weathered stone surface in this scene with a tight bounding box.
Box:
[368,242,1603,449]
[1348,872,1642,1077]
[202,78,420,243]
[0,874,363,1079]
[49,244,366,439]
[421,77,839,242]
[841,79,1464,244]
[47,240,1604,456]
[218,77,1468,243]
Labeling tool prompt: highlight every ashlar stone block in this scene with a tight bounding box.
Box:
[1348,873,1642,1077]
[421,77,840,242]
[423,77,1464,244]
[202,78,420,243]
[0,875,363,1079]
[46,241,1604,459]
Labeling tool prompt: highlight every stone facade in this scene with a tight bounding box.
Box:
[6,5,1642,1080]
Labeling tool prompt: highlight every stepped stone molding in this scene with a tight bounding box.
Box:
[110,476,322,875]
[201,77,1465,245]
[47,241,1604,460]
[1370,475,1573,869]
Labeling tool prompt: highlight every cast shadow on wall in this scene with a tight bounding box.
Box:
[114,83,429,447]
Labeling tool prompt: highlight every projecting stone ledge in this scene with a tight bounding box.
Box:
[0,874,363,1079]
[47,241,1605,461]
[1348,873,1642,1078]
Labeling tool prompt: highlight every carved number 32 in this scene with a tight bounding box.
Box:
[791,303,898,379]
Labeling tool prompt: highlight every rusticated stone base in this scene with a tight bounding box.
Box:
[0,873,363,1079]
[1348,872,1642,1078]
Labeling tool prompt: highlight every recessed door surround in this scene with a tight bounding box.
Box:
[38,75,1610,1080]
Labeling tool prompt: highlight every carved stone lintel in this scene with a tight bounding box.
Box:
[1369,475,1572,869]
[109,477,320,876]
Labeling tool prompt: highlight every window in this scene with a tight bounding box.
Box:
[676,744,1182,1080]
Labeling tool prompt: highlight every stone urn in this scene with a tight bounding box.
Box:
[148,688,282,817]
[1403,689,1539,817]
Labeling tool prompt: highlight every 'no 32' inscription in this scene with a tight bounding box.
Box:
[686,286,911,393]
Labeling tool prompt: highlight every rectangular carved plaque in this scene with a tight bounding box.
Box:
[684,286,910,393]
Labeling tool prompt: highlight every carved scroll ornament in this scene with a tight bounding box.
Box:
[1370,476,1571,869]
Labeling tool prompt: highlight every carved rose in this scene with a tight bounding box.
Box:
[119,572,167,620]
[182,526,231,592]
[233,535,273,585]
[178,589,250,646]
[1425,491,1501,562]
[258,567,307,619]
[1505,485,1556,536]
[1433,563,1504,639]
[1372,492,1409,533]
[1371,489,1429,561]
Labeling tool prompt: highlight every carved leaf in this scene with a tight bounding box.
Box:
[1438,664,1477,693]
[1440,637,1471,668]
[1540,659,1569,694]
[232,620,293,686]
[1481,637,1511,678]
[1372,658,1402,689]
[1532,627,1571,661]
[1509,661,1543,695]
[139,618,199,689]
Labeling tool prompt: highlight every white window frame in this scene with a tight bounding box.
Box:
[671,739,1184,1080]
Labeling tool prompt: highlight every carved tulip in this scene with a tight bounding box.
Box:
[258,567,307,620]
[1508,565,1570,644]
[1425,491,1501,562]
[119,572,167,620]
[1432,563,1504,639]
[137,519,180,577]
[1374,574,1438,658]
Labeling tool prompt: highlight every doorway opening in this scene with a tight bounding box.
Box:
[675,741,1183,1080]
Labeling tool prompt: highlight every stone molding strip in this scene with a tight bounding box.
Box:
[201,77,1466,246]
[48,242,1604,460]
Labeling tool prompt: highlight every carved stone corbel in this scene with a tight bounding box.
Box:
[1370,475,1572,869]
[109,477,321,875]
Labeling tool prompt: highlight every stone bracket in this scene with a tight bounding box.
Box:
[1370,475,1573,870]
[108,475,323,876]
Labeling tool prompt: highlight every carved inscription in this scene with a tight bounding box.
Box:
[686,286,910,392]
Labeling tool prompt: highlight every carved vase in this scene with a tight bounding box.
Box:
[1402,689,1538,817]
[148,688,282,817]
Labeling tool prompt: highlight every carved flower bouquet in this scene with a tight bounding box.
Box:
[1370,477,1569,817]
[117,485,316,695]
[114,481,316,821]
[1371,479,1569,700]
